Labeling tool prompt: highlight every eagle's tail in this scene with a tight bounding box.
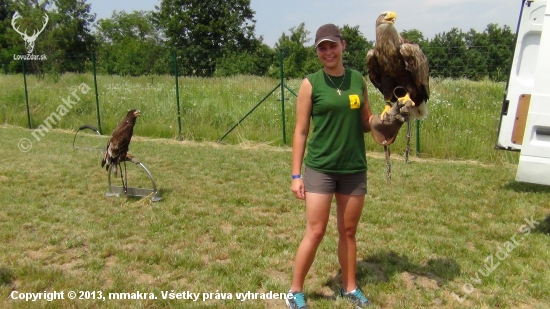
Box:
[101,146,113,172]
[101,153,111,171]
[409,103,428,120]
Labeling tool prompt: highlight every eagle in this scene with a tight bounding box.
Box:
[101,110,141,188]
[366,11,430,120]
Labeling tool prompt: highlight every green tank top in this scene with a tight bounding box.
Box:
[304,68,367,173]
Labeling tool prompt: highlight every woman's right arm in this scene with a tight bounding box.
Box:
[291,78,313,200]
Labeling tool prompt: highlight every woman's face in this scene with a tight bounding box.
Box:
[316,40,345,69]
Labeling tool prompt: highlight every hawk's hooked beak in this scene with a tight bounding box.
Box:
[134,110,141,117]
[384,12,397,24]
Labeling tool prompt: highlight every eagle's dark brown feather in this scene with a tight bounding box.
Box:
[101,109,140,175]
[366,11,430,119]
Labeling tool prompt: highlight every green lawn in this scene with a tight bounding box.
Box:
[0,125,549,309]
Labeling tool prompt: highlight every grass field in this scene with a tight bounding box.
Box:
[0,125,549,309]
[0,73,519,164]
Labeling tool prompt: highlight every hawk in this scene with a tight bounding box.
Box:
[101,110,140,189]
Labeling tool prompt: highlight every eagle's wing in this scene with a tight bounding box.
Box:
[109,121,133,156]
[366,49,383,93]
[399,43,430,99]
[101,120,134,170]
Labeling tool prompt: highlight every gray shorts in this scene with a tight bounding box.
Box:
[303,166,367,195]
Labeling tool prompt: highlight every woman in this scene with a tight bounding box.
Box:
[286,24,373,309]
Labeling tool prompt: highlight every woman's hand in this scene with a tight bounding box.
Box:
[291,178,305,200]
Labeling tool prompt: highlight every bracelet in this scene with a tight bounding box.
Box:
[291,174,302,179]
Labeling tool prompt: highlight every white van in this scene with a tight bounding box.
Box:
[496,0,550,186]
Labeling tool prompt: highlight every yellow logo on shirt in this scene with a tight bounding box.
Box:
[349,94,360,109]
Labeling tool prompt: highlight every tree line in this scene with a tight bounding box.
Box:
[0,0,515,81]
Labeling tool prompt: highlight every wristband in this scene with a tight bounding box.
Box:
[292,174,302,179]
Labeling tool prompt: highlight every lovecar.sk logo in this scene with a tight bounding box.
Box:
[12,11,48,61]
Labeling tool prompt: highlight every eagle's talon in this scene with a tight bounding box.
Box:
[395,92,417,115]
[380,103,393,121]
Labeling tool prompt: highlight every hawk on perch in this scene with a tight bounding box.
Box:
[101,109,141,190]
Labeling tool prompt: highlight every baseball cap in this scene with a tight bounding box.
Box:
[314,24,342,47]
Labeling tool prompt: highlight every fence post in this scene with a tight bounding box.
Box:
[416,119,420,156]
[21,59,31,129]
[92,52,102,134]
[173,51,182,140]
[279,49,287,145]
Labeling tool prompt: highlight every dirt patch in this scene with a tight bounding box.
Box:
[128,268,157,285]
[400,271,440,290]
[267,269,287,283]
[220,223,233,234]
[100,255,117,288]
[27,249,52,261]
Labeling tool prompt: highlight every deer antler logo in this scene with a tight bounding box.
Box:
[11,11,49,54]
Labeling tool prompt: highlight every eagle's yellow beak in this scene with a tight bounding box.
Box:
[384,12,397,23]
[134,110,141,117]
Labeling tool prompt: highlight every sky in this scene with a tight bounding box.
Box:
[89,0,522,47]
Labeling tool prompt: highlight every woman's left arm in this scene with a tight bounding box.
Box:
[362,76,373,133]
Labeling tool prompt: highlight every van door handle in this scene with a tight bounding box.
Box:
[536,127,550,136]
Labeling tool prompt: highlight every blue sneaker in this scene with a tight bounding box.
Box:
[286,290,309,309]
[340,287,371,308]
